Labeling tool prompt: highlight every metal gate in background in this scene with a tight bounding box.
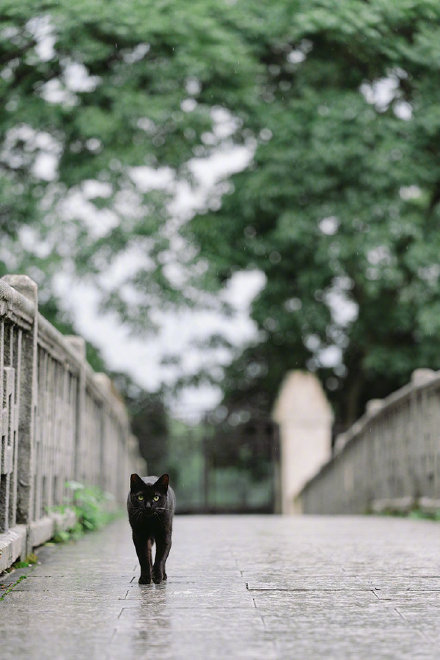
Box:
[168,416,280,514]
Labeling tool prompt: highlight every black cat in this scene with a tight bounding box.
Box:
[127,473,175,584]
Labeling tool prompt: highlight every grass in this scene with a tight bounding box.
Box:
[408,508,440,521]
[49,481,120,543]
[0,575,27,601]
[11,554,38,569]
[374,507,440,521]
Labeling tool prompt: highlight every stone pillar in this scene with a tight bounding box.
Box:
[94,373,112,492]
[65,336,86,483]
[1,275,38,535]
[272,371,333,514]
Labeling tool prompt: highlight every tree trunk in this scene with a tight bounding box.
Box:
[343,374,364,430]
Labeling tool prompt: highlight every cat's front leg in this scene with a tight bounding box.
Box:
[133,533,153,584]
[152,534,172,584]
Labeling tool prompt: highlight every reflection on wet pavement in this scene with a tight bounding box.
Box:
[1,515,439,658]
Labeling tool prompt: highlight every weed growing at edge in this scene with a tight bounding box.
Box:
[12,554,38,569]
[371,507,440,521]
[0,575,27,601]
[50,481,120,543]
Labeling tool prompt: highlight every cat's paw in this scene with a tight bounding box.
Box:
[163,572,167,581]
[139,575,151,585]
[152,570,163,584]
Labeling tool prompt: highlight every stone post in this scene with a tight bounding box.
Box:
[94,373,112,492]
[1,276,38,538]
[65,336,86,484]
[272,371,333,514]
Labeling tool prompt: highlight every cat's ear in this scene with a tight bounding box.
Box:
[130,474,145,491]
[155,473,169,493]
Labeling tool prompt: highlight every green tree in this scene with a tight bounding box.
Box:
[0,0,258,329]
[2,0,440,429]
[186,0,440,427]
[113,373,169,474]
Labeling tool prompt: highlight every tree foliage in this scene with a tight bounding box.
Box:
[185,0,440,426]
[2,1,440,427]
[0,0,258,325]
[113,373,169,474]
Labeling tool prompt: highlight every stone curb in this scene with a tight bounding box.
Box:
[0,509,77,572]
[0,526,26,573]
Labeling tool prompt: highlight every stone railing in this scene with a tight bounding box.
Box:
[298,369,440,515]
[0,275,144,571]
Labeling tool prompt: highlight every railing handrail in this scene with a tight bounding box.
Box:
[1,277,129,425]
[0,274,144,571]
[298,368,440,514]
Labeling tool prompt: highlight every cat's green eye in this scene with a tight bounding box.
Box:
[137,494,144,501]
[153,495,159,502]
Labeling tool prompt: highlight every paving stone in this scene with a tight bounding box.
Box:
[109,631,278,660]
[1,515,440,658]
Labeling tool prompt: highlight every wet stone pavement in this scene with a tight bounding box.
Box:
[1,515,440,659]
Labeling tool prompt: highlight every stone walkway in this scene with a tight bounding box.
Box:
[1,515,440,659]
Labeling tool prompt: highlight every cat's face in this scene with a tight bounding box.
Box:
[129,474,169,518]
[130,485,164,517]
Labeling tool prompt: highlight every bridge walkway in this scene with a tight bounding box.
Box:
[1,515,439,658]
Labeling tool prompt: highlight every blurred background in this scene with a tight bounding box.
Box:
[2,0,440,513]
